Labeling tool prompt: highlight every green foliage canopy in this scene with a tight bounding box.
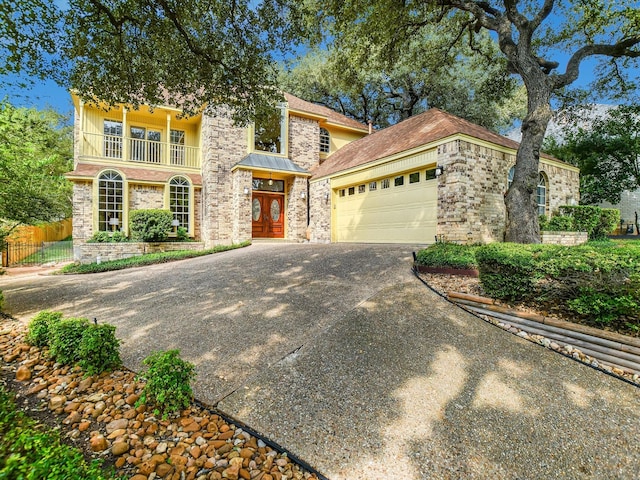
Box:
[545,105,640,205]
[0,101,72,240]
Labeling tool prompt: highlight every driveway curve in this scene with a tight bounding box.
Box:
[1,243,638,479]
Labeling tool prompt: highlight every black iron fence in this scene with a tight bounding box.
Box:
[3,240,73,267]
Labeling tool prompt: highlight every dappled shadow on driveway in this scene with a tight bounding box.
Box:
[219,281,640,479]
[0,243,416,404]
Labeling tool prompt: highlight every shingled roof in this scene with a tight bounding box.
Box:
[284,93,369,132]
[312,108,549,179]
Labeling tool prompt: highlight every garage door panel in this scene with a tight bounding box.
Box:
[335,179,437,244]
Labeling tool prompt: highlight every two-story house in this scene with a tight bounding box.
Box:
[67,93,581,260]
[66,92,369,254]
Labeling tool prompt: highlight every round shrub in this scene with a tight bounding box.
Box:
[78,324,122,375]
[129,209,173,242]
[139,350,195,417]
[25,310,63,347]
[48,318,90,365]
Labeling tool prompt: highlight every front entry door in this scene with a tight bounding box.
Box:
[252,193,284,238]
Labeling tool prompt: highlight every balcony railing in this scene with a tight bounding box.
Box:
[82,132,200,169]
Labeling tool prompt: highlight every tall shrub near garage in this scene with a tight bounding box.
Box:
[129,209,173,242]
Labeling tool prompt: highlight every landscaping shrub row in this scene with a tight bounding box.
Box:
[61,240,251,274]
[476,242,640,326]
[416,241,640,329]
[89,209,189,243]
[539,205,619,240]
[25,311,196,417]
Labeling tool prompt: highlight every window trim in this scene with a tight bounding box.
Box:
[95,169,127,235]
[319,127,330,154]
[167,176,192,235]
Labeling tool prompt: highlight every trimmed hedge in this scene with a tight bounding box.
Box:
[476,242,640,326]
[129,209,173,242]
[415,243,479,270]
[557,205,620,240]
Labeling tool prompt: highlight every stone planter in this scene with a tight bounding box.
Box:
[76,242,205,264]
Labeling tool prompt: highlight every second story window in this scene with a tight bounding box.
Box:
[254,107,285,154]
[170,129,185,165]
[319,127,330,153]
[130,127,162,163]
[103,120,122,158]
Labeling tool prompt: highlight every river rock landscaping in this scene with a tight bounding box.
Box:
[0,319,320,480]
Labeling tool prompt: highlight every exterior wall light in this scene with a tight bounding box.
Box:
[243,186,250,196]
[300,191,306,200]
[324,192,330,203]
[435,166,444,176]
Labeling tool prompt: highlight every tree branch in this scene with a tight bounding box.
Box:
[531,0,554,31]
[555,36,640,89]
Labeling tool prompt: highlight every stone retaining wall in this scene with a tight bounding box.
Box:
[75,242,205,264]
[541,231,588,246]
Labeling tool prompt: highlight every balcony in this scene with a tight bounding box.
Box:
[82,132,201,169]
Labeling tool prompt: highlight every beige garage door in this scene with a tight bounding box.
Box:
[335,171,437,243]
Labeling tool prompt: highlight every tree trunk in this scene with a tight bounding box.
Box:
[504,67,553,243]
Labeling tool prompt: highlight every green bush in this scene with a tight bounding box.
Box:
[415,243,478,269]
[78,324,122,375]
[111,230,128,242]
[476,243,547,300]
[129,209,173,242]
[592,208,620,240]
[139,350,196,417]
[559,205,601,237]
[476,241,640,326]
[60,241,251,274]
[176,226,189,241]
[542,214,575,232]
[87,231,112,243]
[26,310,63,347]
[48,318,90,365]
[0,386,118,480]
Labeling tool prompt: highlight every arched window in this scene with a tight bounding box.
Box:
[507,166,515,189]
[170,176,190,230]
[537,172,548,215]
[98,171,123,231]
[319,127,330,153]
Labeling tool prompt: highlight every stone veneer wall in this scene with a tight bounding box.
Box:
[436,139,580,244]
[200,111,248,247]
[193,188,202,240]
[232,169,253,243]
[308,180,331,242]
[288,116,320,171]
[72,181,93,244]
[286,176,309,242]
[437,140,513,243]
[129,184,164,210]
[76,242,205,264]
[541,162,580,214]
[541,231,588,246]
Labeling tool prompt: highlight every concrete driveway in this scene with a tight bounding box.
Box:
[2,243,639,479]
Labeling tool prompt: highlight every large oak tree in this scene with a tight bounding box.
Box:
[314,0,640,243]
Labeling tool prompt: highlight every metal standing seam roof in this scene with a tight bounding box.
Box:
[234,153,311,175]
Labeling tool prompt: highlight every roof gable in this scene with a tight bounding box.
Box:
[312,108,530,179]
[284,93,369,132]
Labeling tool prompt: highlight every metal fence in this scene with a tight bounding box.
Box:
[3,240,74,267]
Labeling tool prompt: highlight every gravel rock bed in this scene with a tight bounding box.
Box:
[0,320,320,480]
[418,272,640,386]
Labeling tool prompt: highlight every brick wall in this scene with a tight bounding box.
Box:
[129,184,164,210]
[77,242,205,264]
[309,179,331,242]
[232,169,253,243]
[286,176,309,242]
[200,111,248,247]
[436,140,579,244]
[541,231,588,246]
[289,116,319,171]
[72,181,93,244]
